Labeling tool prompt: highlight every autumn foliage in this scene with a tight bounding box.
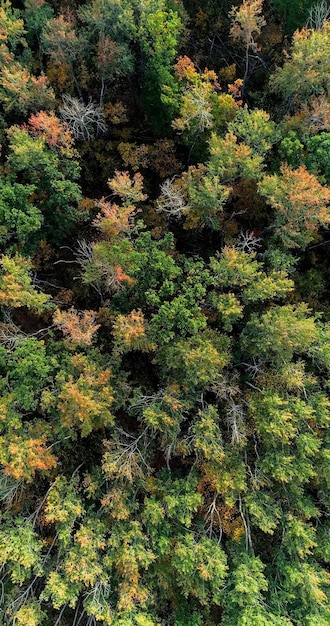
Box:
[53,307,100,345]
[1,1,330,625]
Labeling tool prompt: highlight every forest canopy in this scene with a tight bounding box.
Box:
[0,0,330,625]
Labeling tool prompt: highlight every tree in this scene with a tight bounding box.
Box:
[227,106,277,156]
[78,0,136,100]
[240,303,317,364]
[59,95,107,141]
[258,164,330,249]
[230,0,266,94]
[0,177,41,252]
[6,125,82,243]
[171,534,228,604]
[0,62,55,115]
[0,254,51,311]
[55,354,114,437]
[28,110,76,157]
[208,130,265,182]
[138,0,184,132]
[23,0,54,49]
[112,309,155,354]
[271,23,330,109]
[307,0,330,30]
[1,2,330,624]
[177,164,231,229]
[169,56,240,148]
[41,13,84,97]
[53,308,100,346]
[0,1,54,116]
[0,432,57,481]
[305,132,330,183]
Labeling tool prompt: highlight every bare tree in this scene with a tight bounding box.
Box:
[307,0,330,29]
[156,177,188,218]
[60,95,107,141]
[226,399,246,446]
[235,230,262,253]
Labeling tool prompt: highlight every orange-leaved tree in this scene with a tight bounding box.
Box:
[258,164,330,249]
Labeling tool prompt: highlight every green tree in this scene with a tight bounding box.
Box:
[78,0,136,99]
[0,177,42,252]
[6,124,82,243]
[271,23,330,108]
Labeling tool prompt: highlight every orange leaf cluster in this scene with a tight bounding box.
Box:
[260,164,330,248]
[28,110,75,157]
[114,265,135,287]
[175,55,218,85]
[228,78,244,105]
[58,355,114,436]
[112,309,146,349]
[1,436,57,481]
[108,171,147,204]
[175,55,198,82]
[53,307,100,346]
[0,64,55,111]
[93,201,137,238]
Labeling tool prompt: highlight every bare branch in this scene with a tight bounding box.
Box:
[156,177,188,218]
[307,0,330,29]
[60,95,107,141]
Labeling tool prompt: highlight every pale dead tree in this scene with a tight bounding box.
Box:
[74,239,94,268]
[238,492,253,550]
[74,239,103,296]
[164,432,182,469]
[55,240,94,270]
[212,371,241,401]
[156,177,188,218]
[235,230,262,253]
[242,357,265,379]
[183,85,215,133]
[54,604,69,626]
[0,321,22,350]
[226,398,246,446]
[75,240,132,295]
[83,583,112,626]
[130,389,186,468]
[0,474,25,507]
[307,0,330,29]
[73,608,98,626]
[204,494,223,542]
[172,84,215,137]
[246,457,271,493]
[0,312,54,350]
[60,95,107,141]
